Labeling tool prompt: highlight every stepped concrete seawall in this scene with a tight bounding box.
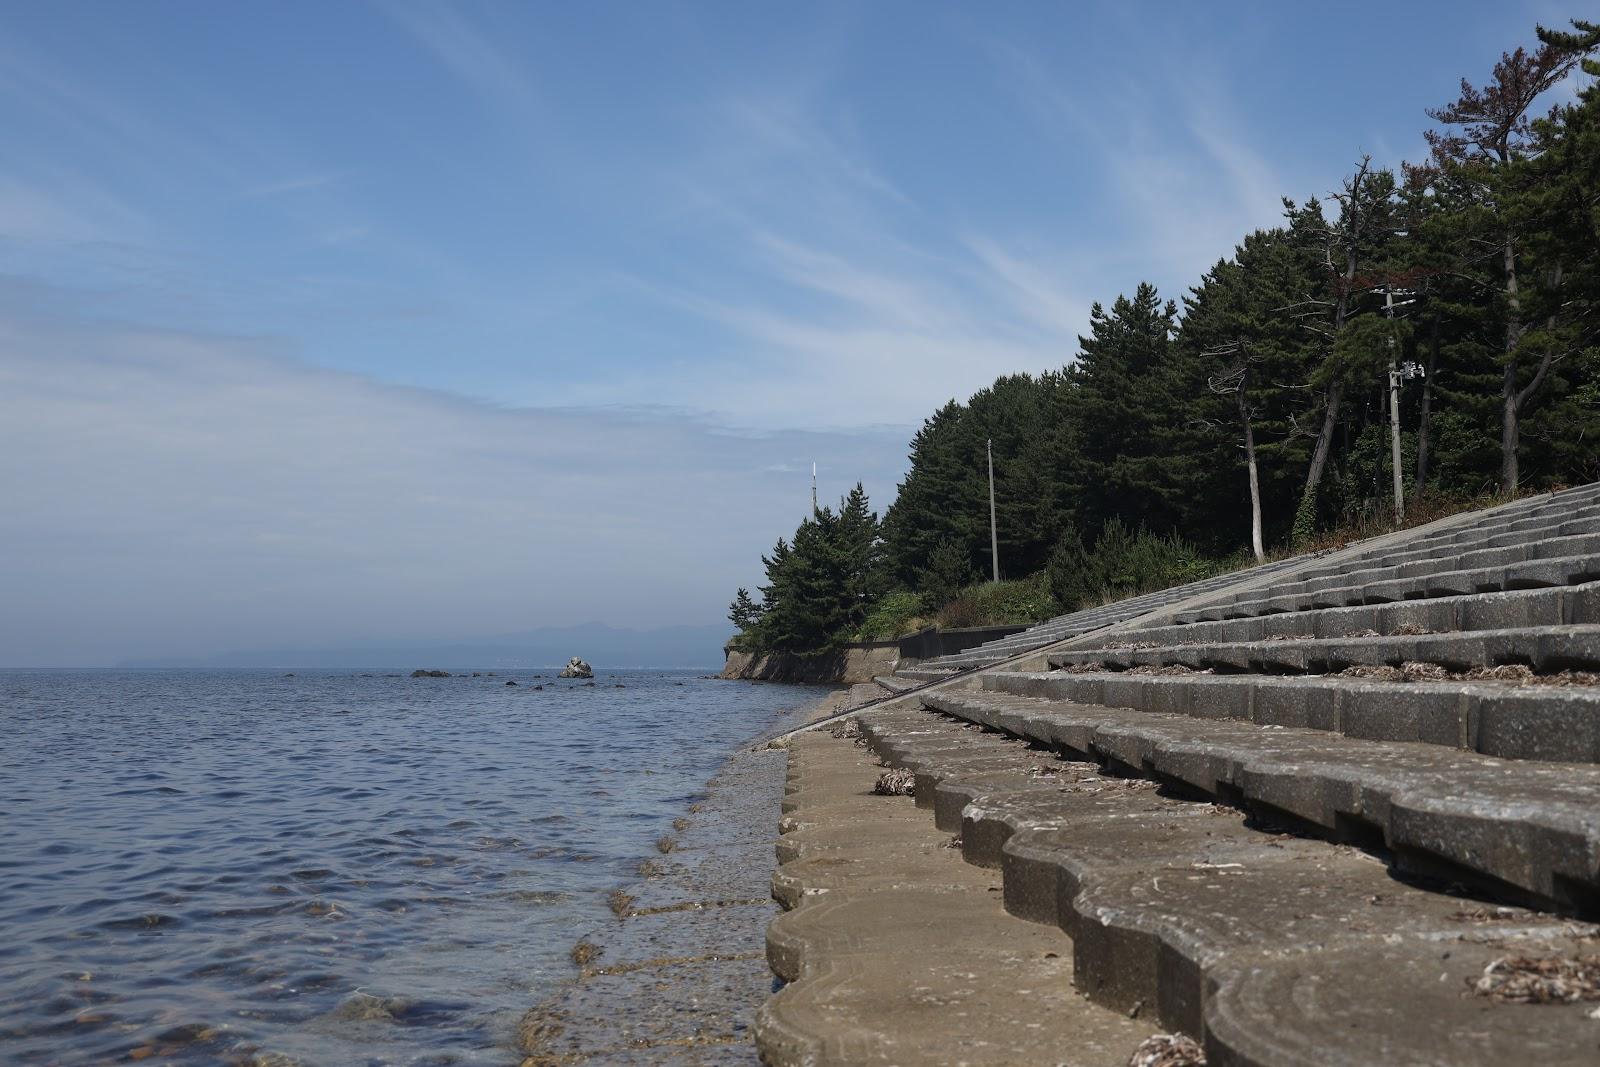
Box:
[758,483,1600,1066]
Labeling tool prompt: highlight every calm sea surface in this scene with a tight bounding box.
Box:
[0,668,814,1066]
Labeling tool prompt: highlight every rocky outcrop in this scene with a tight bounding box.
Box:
[410,668,451,678]
[558,657,593,679]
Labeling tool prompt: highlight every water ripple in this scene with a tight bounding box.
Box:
[0,668,811,1065]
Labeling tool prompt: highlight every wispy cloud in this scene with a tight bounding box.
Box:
[992,38,1293,284]
[242,172,345,198]
[380,1,542,118]
[593,81,1098,427]
[0,174,142,243]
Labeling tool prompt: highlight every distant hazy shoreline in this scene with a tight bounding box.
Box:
[100,621,732,671]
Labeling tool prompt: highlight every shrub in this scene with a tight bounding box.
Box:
[1046,519,1220,612]
[855,590,927,641]
[935,573,1056,628]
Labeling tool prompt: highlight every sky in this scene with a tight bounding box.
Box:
[0,0,1583,665]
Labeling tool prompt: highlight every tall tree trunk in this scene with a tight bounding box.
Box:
[1293,381,1343,544]
[1238,380,1264,562]
[1501,362,1520,493]
[1500,232,1523,495]
[1414,314,1438,491]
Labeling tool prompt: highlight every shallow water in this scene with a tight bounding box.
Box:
[0,668,814,1066]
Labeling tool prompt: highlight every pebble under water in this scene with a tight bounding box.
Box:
[0,668,814,1066]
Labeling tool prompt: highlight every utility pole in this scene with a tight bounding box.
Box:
[811,463,817,514]
[1385,286,1405,523]
[987,438,999,583]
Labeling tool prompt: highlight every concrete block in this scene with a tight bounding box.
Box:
[1508,556,1588,589]
[1410,631,1495,669]
[1338,683,1469,748]
[1474,690,1600,763]
[1208,935,1600,1067]
[1531,531,1600,560]
[1425,566,1496,597]
[1538,626,1600,670]
[1251,679,1338,731]
[1458,587,1563,631]
[1311,605,1376,638]
[1358,579,1405,604]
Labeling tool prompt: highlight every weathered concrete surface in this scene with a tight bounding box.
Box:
[722,645,899,684]
[757,726,1152,1066]
[860,705,1600,1066]
[923,686,1600,910]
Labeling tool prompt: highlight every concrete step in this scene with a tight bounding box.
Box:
[1172,551,1600,625]
[1203,529,1600,611]
[1119,580,1600,646]
[918,554,1320,669]
[984,667,1600,763]
[856,706,1600,1066]
[872,674,917,693]
[915,687,1600,911]
[892,666,961,683]
[1047,623,1600,676]
[759,729,1149,1066]
[1332,484,1600,563]
[1293,513,1600,585]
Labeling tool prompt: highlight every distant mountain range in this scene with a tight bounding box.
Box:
[117,622,733,670]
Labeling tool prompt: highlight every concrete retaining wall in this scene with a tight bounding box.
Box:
[896,624,1030,664]
[721,642,899,684]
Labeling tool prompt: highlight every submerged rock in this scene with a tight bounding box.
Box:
[558,657,593,679]
[326,992,415,1024]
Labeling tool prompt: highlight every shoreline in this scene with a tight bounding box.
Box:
[514,685,844,1065]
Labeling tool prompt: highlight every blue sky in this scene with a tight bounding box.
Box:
[0,1,1582,664]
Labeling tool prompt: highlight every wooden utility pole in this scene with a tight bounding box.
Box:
[987,439,999,582]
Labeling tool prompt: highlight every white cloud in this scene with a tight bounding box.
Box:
[0,283,906,665]
[991,39,1296,287]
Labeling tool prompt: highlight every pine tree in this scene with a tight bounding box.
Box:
[1417,24,1600,491]
[836,483,886,629]
[728,587,764,632]
[918,537,978,614]
[1067,283,1187,536]
[881,400,982,588]
[1281,165,1402,541]
[1182,223,1323,554]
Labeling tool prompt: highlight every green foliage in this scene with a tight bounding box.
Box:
[918,537,979,614]
[731,485,887,658]
[855,590,926,641]
[935,573,1056,629]
[730,18,1600,654]
[728,587,763,631]
[1046,520,1222,613]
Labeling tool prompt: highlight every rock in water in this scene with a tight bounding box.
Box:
[557,657,593,679]
[410,669,451,678]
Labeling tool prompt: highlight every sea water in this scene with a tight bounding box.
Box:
[0,668,814,1065]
